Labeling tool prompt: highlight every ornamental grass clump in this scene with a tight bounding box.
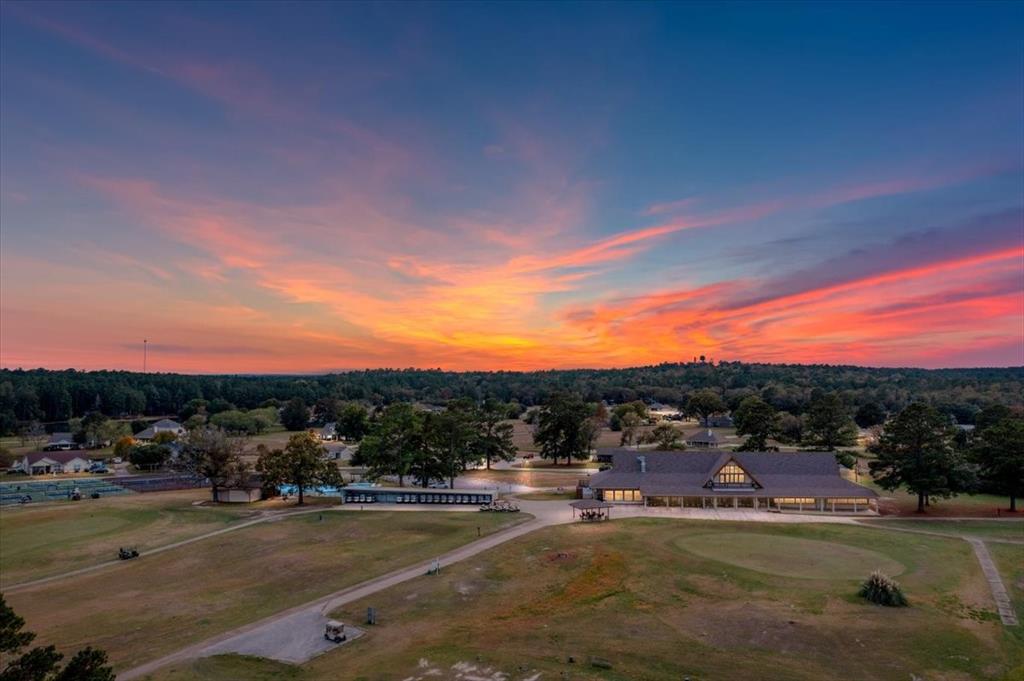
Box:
[859,570,908,607]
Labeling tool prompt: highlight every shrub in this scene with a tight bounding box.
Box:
[859,570,908,607]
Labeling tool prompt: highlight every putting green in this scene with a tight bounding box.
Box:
[676,532,905,580]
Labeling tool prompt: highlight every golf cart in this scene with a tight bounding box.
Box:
[324,620,347,643]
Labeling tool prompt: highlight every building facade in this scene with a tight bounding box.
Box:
[589,450,877,513]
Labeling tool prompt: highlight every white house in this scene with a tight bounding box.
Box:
[135,419,186,442]
[319,422,338,441]
[16,451,93,475]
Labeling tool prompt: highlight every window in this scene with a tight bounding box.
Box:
[714,463,749,486]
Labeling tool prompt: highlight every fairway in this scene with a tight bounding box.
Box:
[148,519,1020,681]
[675,532,906,579]
[0,490,258,587]
[5,510,530,671]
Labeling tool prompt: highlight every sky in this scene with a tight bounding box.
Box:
[1,1,1022,373]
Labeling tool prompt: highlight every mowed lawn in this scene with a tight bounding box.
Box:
[0,490,260,587]
[858,519,1024,542]
[150,519,1022,681]
[6,510,530,671]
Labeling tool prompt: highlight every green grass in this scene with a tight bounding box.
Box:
[6,510,530,671]
[675,531,907,579]
[516,490,577,501]
[0,489,258,586]
[855,477,1014,516]
[147,519,1020,681]
[858,519,1024,541]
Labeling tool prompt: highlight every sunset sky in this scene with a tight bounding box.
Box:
[1,1,1022,373]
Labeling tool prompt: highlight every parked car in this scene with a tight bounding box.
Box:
[89,464,109,474]
[112,457,123,464]
[427,481,449,489]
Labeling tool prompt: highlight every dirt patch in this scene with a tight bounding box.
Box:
[544,551,576,564]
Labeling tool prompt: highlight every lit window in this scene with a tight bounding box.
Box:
[714,463,748,485]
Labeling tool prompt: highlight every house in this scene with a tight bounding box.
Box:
[44,432,78,451]
[685,429,722,448]
[589,450,877,513]
[706,414,734,428]
[319,422,338,441]
[135,419,186,442]
[15,451,93,475]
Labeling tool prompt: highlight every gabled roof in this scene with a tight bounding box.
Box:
[152,419,183,430]
[589,449,876,499]
[686,429,721,444]
[23,450,92,465]
[703,452,763,489]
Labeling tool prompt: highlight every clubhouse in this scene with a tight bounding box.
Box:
[590,450,877,513]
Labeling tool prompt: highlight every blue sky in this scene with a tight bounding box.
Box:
[1,1,1021,372]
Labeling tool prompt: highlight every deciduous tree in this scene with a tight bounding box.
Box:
[178,427,247,503]
[734,396,778,451]
[280,397,309,431]
[256,431,341,505]
[687,390,726,427]
[648,422,685,450]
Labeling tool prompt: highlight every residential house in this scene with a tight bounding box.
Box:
[16,451,93,475]
[44,432,78,451]
[319,422,338,441]
[135,419,186,442]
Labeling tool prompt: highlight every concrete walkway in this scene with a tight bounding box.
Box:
[967,538,1019,626]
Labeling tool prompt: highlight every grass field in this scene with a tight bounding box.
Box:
[461,468,584,489]
[515,490,577,501]
[0,489,261,587]
[149,519,1022,681]
[855,477,1016,517]
[858,519,1024,541]
[5,510,529,671]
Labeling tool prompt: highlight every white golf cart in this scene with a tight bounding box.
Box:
[324,620,347,643]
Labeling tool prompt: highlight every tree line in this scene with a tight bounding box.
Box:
[1,362,1020,435]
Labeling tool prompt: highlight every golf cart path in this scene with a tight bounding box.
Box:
[2,506,327,593]
[118,515,548,680]
[118,503,863,678]
[966,537,1019,626]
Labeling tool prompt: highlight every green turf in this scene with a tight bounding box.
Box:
[147,519,1021,681]
[859,519,1024,541]
[676,531,906,579]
